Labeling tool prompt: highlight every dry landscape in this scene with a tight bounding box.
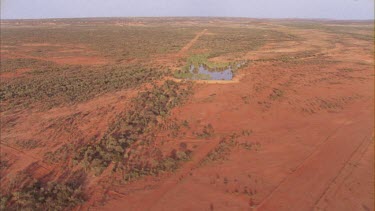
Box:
[0,17,374,210]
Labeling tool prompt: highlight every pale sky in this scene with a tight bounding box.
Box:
[1,0,374,20]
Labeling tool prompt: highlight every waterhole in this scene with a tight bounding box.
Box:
[188,64,233,80]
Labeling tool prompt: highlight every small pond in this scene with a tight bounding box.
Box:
[188,64,233,80]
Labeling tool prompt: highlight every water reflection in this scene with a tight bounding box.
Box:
[189,64,233,80]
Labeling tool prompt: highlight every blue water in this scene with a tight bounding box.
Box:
[189,64,233,80]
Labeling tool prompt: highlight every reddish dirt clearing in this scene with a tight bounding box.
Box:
[2,42,109,65]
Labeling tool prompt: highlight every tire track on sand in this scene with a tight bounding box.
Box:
[255,115,373,211]
[0,142,52,171]
[177,29,207,56]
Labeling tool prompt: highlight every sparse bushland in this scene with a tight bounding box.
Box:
[44,144,72,164]
[241,129,253,136]
[122,146,192,182]
[1,78,195,210]
[1,181,84,211]
[0,155,11,173]
[0,58,53,73]
[201,133,240,164]
[0,64,164,111]
[239,141,261,151]
[280,21,374,42]
[196,124,215,139]
[1,25,199,61]
[73,80,193,175]
[1,169,86,211]
[0,160,10,171]
[201,131,259,165]
[15,139,41,150]
[191,27,298,56]
[241,95,251,104]
[157,118,190,138]
[300,95,362,114]
[269,88,284,100]
[249,50,336,65]
[185,54,231,70]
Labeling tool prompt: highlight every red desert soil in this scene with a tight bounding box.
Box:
[2,42,108,65]
[3,53,108,65]
[94,28,374,211]
[0,68,33,80]
[1,22,373,211]
[97,67,373,211]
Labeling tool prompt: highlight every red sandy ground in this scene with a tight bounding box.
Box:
[2,42,108,66]
[1,23,373,211]
[95,27,374,211]
[0,68,33,80]
[97,67,373,211]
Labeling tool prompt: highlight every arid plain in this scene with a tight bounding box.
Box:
[0,18,374,210]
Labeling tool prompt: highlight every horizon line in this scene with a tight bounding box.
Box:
[1,16,374,22]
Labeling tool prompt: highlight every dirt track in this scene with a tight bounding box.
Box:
[178,29,207,55]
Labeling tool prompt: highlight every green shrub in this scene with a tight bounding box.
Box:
[44,144,71,164]
[197,124,215,139]
[3,181,84,210]
[15,139,41,150]
[73,80,193,175]
[0,65,164,111]
[201,133,239,164]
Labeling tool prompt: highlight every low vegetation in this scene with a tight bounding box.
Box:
[281,21,374,42]
[1,168,87,210]
[269,88,284,100]
[201,130,258,164]
[44,144,72,164]
[0,64,164,111]
[158,119,190,138]
[1,24,199,61]
[201,133,239,164]
[73,80,193,175]
[0,158,11,172]
[185,54,231,70]
[0,58,53,73]
[0,170,86,210]
[196,123,215,139]
[191,27,298,56]
[239,141,261,151]
[1,180,84,210]
[15,139,41,150]
[123,146,192,181]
